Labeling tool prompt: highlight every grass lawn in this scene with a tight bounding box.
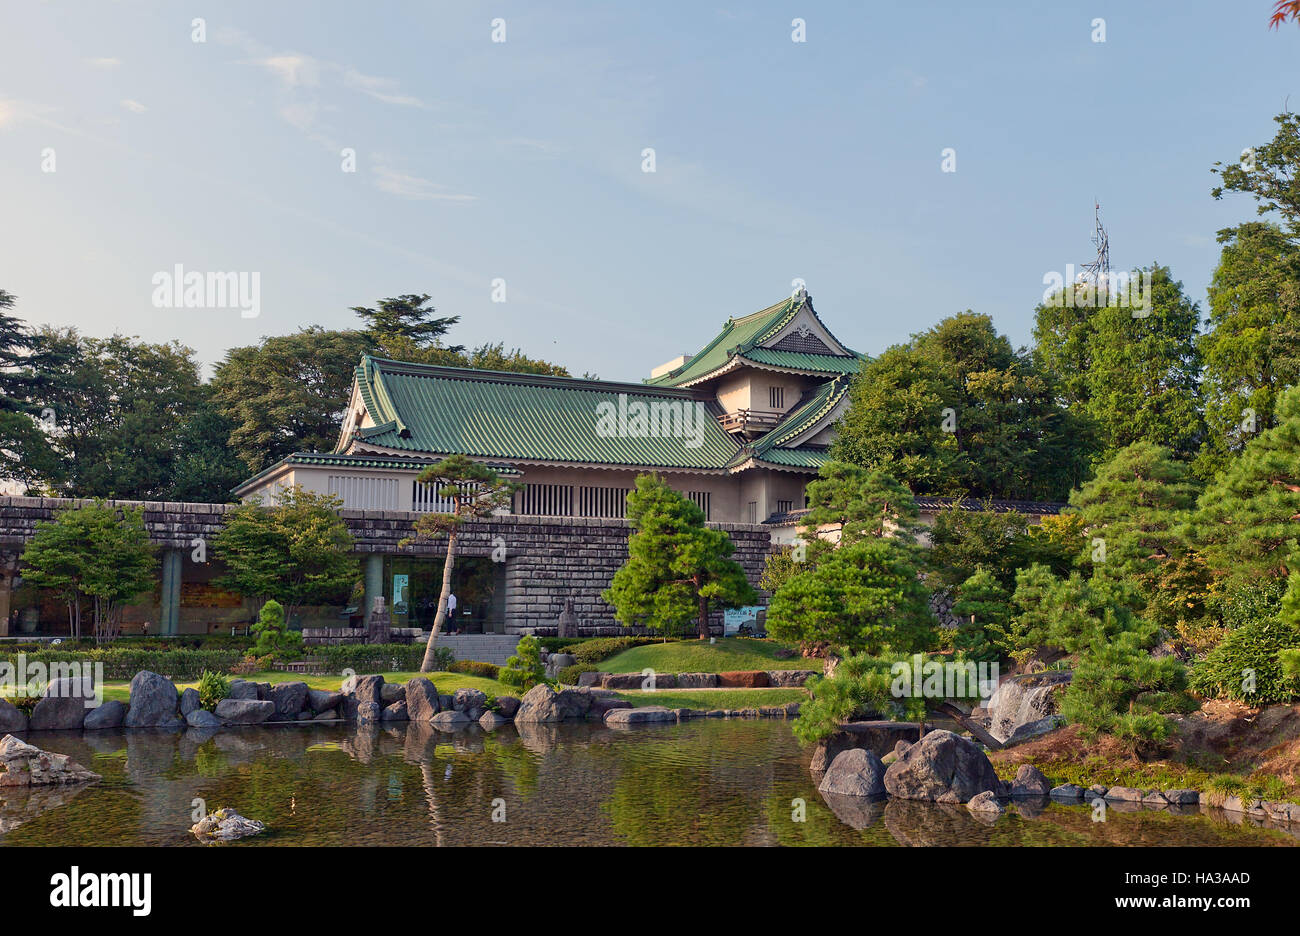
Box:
[596,637,819,674]
[613,687,807,709]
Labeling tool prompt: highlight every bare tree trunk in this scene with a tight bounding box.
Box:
[420,529,457,672]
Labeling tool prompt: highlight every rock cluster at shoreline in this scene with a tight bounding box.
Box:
[0,734,99,786]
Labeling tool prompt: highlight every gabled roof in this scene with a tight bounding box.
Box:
[646,292,863,387]
[725,375,851,472]
[231,452,521,497]
[343,356,745,470]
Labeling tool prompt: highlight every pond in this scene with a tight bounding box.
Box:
[1,720,1295,847]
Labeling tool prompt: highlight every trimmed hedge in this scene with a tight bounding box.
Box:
[0,648,244,681]
[308,644,427,674]
[558,663,599,685]
[566,636,674,666]
[448,660,501,679]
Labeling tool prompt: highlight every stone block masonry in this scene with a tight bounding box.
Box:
[0,497,774,638]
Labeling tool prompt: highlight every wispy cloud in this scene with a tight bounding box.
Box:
[120,98,147,113]
[373,163,476,202]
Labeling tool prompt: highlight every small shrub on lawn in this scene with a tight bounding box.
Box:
[197,670,230,712]
[559,664,599,685]
[448,660,500,679]
[499,636,547,692]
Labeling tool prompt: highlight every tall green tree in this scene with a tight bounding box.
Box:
[404,455,519,671]
[1192,383,1300,583]
[0,290,61,488]
[603,473,758,640]
[166,389,252,503]
[1212,111,1300,237]
[351,293,462,351]
[1033,265,1204,464]
[1195,222,1300,479]
[20,501,156,641]
[802,461,920,549]
[212,486,359,625]
[835,312,1083,499]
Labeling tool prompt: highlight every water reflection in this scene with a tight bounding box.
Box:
[0,721,1295,847]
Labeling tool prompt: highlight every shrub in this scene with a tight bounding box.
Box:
[197,670,230,712]
[536,637,586,653]
[424,646,456,671]
[791,652,924,746]
[1061,634,1187,736]
[1188,615,1300,704]
[499,636,547,692]
[6,694,39,717]
[566,637,667,666]
[310,644,426,674]
[448,660,500,679]
[559,663,599,685]
[251,600,303,658]
[0,648,244,681]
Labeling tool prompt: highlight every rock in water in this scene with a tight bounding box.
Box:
[882,729,999,803]
[0,699,27,734]
[513,683,594,723]
[83,700,127,730]
[190,807,266,841]
[818,748,887,797]
[967,790,1004,814]
[0,734,100,786]
[123,671,182,728]
[405,678,441,721]
[214,698,274,725]
[30,676,97,731]
[1010,764,1051,797]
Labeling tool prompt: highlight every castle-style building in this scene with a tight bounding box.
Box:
[234,288,864,526]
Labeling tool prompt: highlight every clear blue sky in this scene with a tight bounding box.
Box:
[1,1,1296,380]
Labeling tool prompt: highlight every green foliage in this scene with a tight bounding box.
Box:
[197,670,230,712]
[759,546,804,594]
[766,538,934,655]
[305,643,426,674]
[1060,632,1187,741]
[927,503,1033,589]
[498,635,546,692]
[1189,571,1300,704]
[1033,264,1204,464]
[1192,384,1300,583]
[213,486,358,625]
[951,568,1009,662]
[565,637,668,666]
[1017,569,1147,656]
[803,461,920,545]
[1211,111,1300,236]
[559,663,599,685]
[447,660,501,679]
[834,312,1084,499]
[603,474,758,639]
[251,599,303,657]
[792,653,925,746]
[20,500,156,641]
[423,646,456,671]
[0,648,244,681]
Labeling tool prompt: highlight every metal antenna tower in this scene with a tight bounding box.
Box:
[1079,202,1110,287]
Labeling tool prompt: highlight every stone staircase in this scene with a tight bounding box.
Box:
[434,634,520,666]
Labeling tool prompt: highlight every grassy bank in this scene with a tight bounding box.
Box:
[596,637,820,674]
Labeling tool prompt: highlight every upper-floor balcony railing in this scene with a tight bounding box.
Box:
[717,408,784,435]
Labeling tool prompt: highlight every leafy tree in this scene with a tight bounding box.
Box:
[759,545,803,594]
[212,327,373,472]
[835,312,1082,499]
[1033,265,1204,464]
[464,342,569,377]
[951,568,1010,662]
[1192,384,1300,582]
[167,389,249,502]
[1195,222,1300,479]
[251,599,303,656]
[20,501,156,641]
[803,461,920,545]
[404,455,519,671]
[0,291,61,488]
[351,293,462,351]
[1060,632,1187,751]
[1021,511,1087,577]
[765,538,933,655]
[212,486,358,625]
[603,473,758,641]
[926,503,1033,589]
[1212,111,1300,236]
[792,652,925,746]
[500,635,547,692]
[1008,566,1147,657]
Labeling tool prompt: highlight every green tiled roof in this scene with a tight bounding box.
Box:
[741,347,864,375]
[754,375,851,455]
[231,452,522,495]
[346,357,745,469]
[647,293,860,387]
[753,447,832,469]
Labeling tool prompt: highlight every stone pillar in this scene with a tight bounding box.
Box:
[159,549,183,635]
[363,553,384,626]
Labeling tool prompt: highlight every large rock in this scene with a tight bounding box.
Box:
[0,734,99,786]
[382,701,409,721]
[356,701,382,725]
[123,671,182,728]
[227,680,258,700]
[214,698,275,725]
[810,721,924,773]
[186,709,223,729]
[431,710,470,730]
[0,699,27,734]
[601,673,654,690]
[818,748,887,797]
[495,695,520,718]
[717,671,770,688]
[344,674,385,705]
[882,729,999,803]
[675,672,719,689]
[1010,764,1051,797]
[179,688,201,717]
[405,678,441,721]
[479,711,507,730]
[604,706,677,726]
[307,689,343,714]
[513,683,594,723]
[767,670,816,687]
[985,671,1072,743]
[268,682,309,721]
[452,688,488,713]
[30,676,96,730]
[83,700,127,730]
[380,683,406,706]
